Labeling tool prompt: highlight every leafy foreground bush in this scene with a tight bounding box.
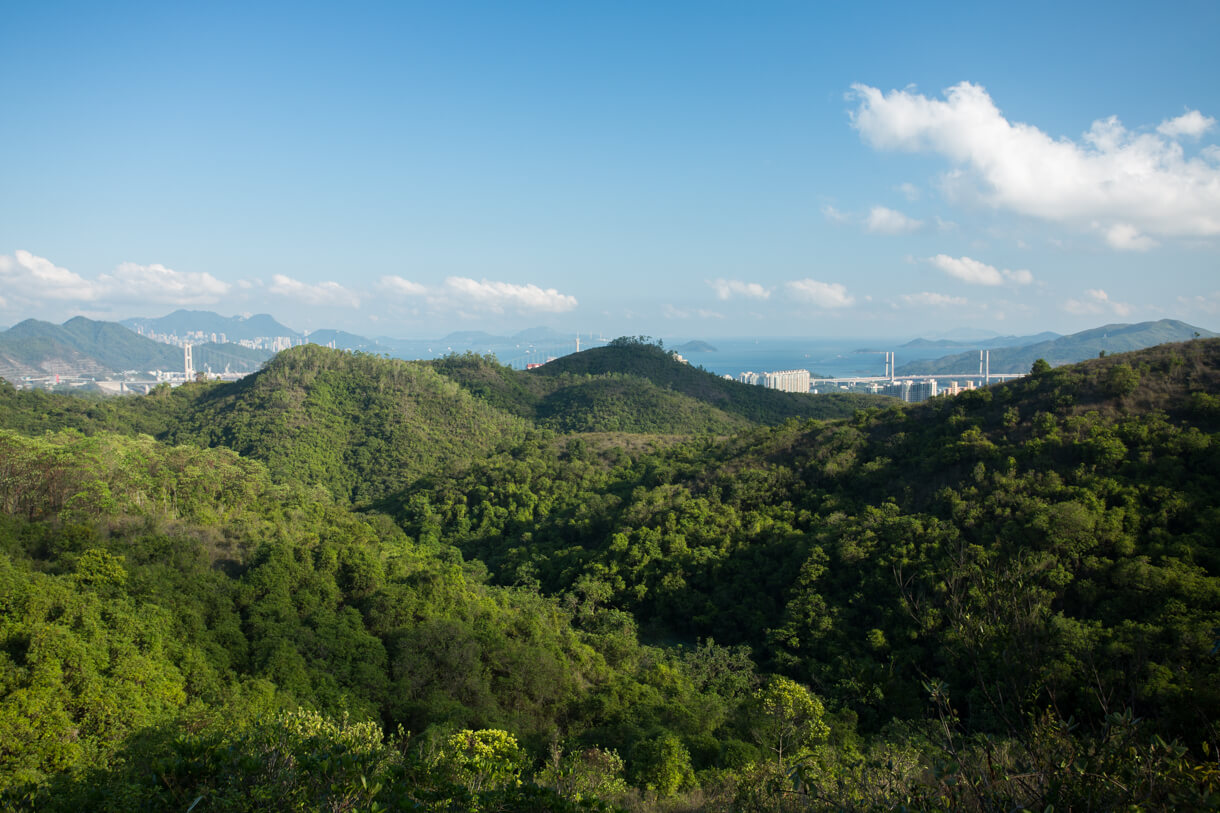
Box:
[9,708,618,812]
[10,703,1219,812]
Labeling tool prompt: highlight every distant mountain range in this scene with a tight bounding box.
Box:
[901,330,1061,350]
[121,310,588,358]
[0,317,270,381]
[122,310,302,342]
[896,319,1215,375]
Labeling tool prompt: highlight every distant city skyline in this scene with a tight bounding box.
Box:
[2,1,1218,339]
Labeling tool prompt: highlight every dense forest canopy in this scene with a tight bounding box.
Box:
[1,339,1218,810]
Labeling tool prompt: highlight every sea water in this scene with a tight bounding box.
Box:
[673,337,973,379]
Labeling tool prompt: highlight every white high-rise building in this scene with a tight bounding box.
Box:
[761,369,811,394]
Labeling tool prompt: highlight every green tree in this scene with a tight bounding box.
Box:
[437,729,526,794]
[630,733,694,798]
[752,676,829,770]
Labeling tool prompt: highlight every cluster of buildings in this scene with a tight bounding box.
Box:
[736,369,811,394]
[868,378,981,402]
[731,367,987,404]
[130,326,299,352]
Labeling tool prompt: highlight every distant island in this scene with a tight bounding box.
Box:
[673,340,718,353]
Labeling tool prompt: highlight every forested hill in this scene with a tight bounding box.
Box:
[1,339,1219,809]
[0,340,880,503]
[532,339,852,424]
[156,345,533,504]
[434,338,888,430]
[392,338,1220,802]
[897,317,1216,374]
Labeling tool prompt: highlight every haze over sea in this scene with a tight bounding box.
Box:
[673,338,933,379]
[413,333,979,379]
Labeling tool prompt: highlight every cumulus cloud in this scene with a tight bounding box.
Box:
[98,261,230,305]
[0,250,232,308]
[850,82,1220,247]
[1064,288,1133,317]
[1158,110,1216,139]
[443,277,577,313]
[929,254,1033,286]
[821,204,850,224]
[379,275,428,296]
[0,250,98,301]
[785,278,854,308]
[897,182,920,201]
[269,274,361,308]
[708,278,771,300]
[900,291,968,306]
[866,205,923,234]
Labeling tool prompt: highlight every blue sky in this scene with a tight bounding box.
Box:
[2,0,1218,339]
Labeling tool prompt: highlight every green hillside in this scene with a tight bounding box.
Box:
[533,338,872,424]
[157,344,532,504]
[435,338,890,431]
[536,374,752,434]
[2,338,1218,810]
[898,318,1216,374]
[393,338,1220,805]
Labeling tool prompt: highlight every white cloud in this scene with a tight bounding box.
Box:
[866,205,923,234]
[821,204,850,224]
[850,82,1220,246]
[1158,110,1216,139]
[0,251,233,308]
[708,278,771,300]
[1064,288,1133,317]
[1103,223,1158,251]
[0,250,98,301]
[897,182,920,201]
[269,274,361,308]
[378,275,578,313]
[929,254,1033,286]
[443,277,577,313]
[900,291,967,306]
[785,278,854,308]
[379,275,428,296]
[98,261,230,305]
